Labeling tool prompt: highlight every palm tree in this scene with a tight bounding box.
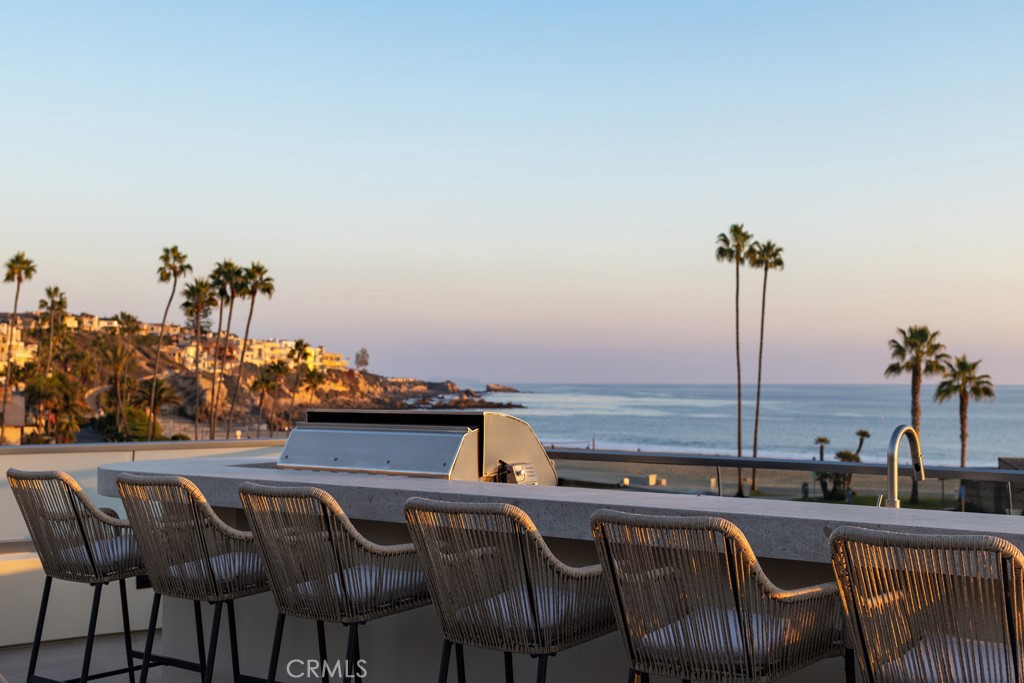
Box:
[99,337,136,437]
[148,246,191,440]
[225,262,274,438]
[814,436,830,498]
[209,259,242,436]
[715,224,753,496]
[286,339,310,426]
[251,371,274,438]
[264,360,289,437]
[885,325,949,503]
[38,286,67,375]
[114,311,142,339]
[815,436,830,461]
[854,429,871,457]
[181,278,218,440]
[134,377,181,429]
[935,356,995,469]
[746,239,784,493]
[303,368,326,406]
[2,252,37,437]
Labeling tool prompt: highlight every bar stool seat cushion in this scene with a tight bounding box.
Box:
[57,537,144,576]
[453,584,610,633]
[878,634,1013,683]
[638,608,784,661]
[168,550,264,586]
[294,565,428,604]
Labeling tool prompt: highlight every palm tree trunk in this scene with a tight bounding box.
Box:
[45,307,55,375]
[269,383,281,437]
[959,390,968,469]
[734,258,744,497]
[255,390,266,438]
[148,277,177,440]
[1,281,23,437]
[211,297,235,439]
[208,303,224,436]
[225,299,256,439]
[288,368,303,426]
[194,309,202,441]
[751,266,768,493]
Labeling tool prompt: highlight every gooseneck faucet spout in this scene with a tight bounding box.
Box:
[886,424,925,508]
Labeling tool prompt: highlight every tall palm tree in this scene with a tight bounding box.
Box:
[181,278,218,440]
[715,224,753,496]
[225,262,274,438]
[935,356,994,469]
[885,325,949,504]
[148,246,191,440]
[746,239,784,493]
[286,339,310,426]
[209,259,242,436]
[2,252,37,437]
[39,286,67,375]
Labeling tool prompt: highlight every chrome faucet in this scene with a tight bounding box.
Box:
[886,424,925,508]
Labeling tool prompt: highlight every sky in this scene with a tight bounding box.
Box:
[1,1,1021,384]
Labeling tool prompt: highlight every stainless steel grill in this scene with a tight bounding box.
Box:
[278,410,558,485]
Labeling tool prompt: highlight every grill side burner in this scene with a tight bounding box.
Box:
[278,410,558,485]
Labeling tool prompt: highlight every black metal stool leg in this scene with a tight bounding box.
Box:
[139,593,161,683]
[266,614,286,683]
[227,600,241,683]
[194,601,208,679]
[202,602,223,683]
[345,623,358,682]
[535,654,548,683]
[844,647,856,683]
[504,652,514,683]
[79,583,104,683]
[316,620,328,683]
[26,575,52,683]
[454,643,466,683]
[437,640,452,683]
[118,580,136,683]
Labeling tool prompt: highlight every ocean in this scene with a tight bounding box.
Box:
[484,384,1024,468]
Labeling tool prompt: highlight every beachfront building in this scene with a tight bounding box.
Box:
[0,323,39,373]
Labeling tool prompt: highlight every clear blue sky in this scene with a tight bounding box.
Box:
[1,2,1021,383]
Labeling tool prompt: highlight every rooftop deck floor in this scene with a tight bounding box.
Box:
[0,632,162,683]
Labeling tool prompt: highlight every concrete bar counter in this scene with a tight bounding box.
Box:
[98,453,1024,682]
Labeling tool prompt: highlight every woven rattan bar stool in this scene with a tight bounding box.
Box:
[117,475,268,683]
[404,497,616,683]
[239,483,432,683]
[830,526,1024,683]
[591,510,846,683]
[7,469,147,683]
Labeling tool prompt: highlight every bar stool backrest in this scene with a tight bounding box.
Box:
[405,497,591,654]
[831,526,1024,683]
[239,482,425,624]
[591,510,836,681]
[118,474,264,602]
[7,468,136,584]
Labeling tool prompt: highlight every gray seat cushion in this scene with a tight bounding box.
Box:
[876,634,1014,683]
[57,536,143,575]
[637,607,783,661]
[168,550,263,586]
